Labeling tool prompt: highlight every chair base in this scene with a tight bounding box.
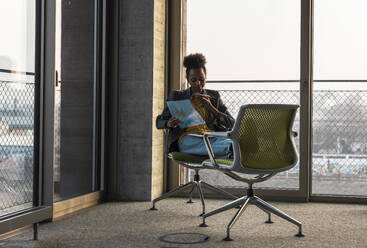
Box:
[200,194,304,241]
[149,171,237,216]
[223,236,233,242]
[199,222,208,227]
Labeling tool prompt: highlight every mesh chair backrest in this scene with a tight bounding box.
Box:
[235,106,297,170]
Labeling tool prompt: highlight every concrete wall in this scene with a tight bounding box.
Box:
[116,0,166,200]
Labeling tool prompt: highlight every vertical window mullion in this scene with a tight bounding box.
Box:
[299,0,314,201]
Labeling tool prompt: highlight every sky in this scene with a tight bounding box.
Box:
[187,0,367,85]
[0,0,35,74]
[0,0,35,105]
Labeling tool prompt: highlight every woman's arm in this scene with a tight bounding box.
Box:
[156,105,171,129]
[156,91,181,129]
[192,91,235,130]
[215,94,235,129]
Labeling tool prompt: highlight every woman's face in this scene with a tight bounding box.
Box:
[188,68,206,94]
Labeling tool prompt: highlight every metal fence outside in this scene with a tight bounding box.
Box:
[1,78,366,208]
[0,79,34,214]
[218,87,367,176]
[193,81,367,193]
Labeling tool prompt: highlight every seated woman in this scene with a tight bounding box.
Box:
[156,53,235,159]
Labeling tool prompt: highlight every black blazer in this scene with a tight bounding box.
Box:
[156,88,235,152]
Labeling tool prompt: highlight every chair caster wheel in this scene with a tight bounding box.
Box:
[265,220,274,224]
[199,223,208,227]
[295,232,305,237]
[150,206,157,210]
[186,200,194,204]
[223,236,233,241]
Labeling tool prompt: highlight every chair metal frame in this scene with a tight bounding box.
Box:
[199,104,304,241]
[150,132,237,216]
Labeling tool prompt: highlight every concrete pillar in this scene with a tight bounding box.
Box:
[114,0,166,200]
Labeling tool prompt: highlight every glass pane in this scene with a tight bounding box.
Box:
[187,0,300,189]
[0,0,35,215]
[54,0,98,201]
[312,0,367,196]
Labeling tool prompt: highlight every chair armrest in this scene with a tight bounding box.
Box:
[202,131,230,169]
[203,131,230,138]
[202,133,219,168]
[186,133,203,138]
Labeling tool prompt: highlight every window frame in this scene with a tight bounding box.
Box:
[0,0,54,235]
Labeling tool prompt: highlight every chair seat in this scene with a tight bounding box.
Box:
[203,158,292,171]
[168,152,209,165]
[203,159,233,169]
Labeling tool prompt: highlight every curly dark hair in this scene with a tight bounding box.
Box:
[183,53,207,79]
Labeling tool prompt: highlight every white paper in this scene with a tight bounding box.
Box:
[166,99,205,128]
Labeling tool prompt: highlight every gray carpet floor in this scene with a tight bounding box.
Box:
[1,198,366,248]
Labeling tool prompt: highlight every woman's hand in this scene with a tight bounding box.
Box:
[166,117,181,128]
[191,93,220,116]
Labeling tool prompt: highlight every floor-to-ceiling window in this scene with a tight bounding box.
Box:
[0,0,36,217]
[1,0,106,236]
[0,0,52,235]
[186,0,301,192]
[184,0,366,201]
[312,0,367,197]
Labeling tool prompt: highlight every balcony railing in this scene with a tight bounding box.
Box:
[0,70,34,214]
[192,80,367,191]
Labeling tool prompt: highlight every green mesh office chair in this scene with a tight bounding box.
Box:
[199,104,304,241]
[150,131,237,216]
